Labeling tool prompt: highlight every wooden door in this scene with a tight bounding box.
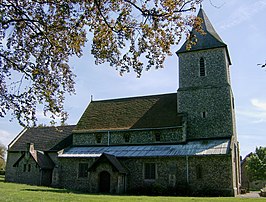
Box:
[99,171,110,193]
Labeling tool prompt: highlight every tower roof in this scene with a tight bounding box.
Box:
[177,8,231,64]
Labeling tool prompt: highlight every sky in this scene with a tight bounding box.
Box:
[0,0,266,158]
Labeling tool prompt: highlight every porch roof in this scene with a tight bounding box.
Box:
[59,138,230,158]
[88,153,128,174]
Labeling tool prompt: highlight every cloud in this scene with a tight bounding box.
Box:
[35,110,62,125]
[251,99,266,111]
[0,130,17,147]
[220,1,266,29]
[237,98,266,123]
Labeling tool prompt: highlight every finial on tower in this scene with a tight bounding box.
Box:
[200,3,202,9]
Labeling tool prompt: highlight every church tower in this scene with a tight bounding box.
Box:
[176,8,236,140]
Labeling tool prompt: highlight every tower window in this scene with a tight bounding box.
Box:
[199,57,206,77]
[201,111,207,118]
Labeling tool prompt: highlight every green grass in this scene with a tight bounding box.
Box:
[0,175,264,202]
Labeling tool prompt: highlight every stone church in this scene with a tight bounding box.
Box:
[5,8,241,196]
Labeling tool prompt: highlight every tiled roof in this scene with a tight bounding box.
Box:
[8,125,75,152]
[176,8,231,64]
[75,93,182,132]
[59,138,230,158]
[88,153,127,174]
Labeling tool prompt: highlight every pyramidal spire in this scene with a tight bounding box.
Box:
[177,8,228,55]
[197,8,224,43]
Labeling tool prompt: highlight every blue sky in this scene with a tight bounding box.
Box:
[1,0,265,157]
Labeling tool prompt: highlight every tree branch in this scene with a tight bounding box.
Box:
[94,0,118,33]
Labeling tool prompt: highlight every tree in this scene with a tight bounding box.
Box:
[0,143,6,171]
[246,147,266,181]
[0,0,204,126]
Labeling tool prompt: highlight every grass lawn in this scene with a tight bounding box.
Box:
[0,175,264,202]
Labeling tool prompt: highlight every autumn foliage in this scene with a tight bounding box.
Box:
[0,0,203,126]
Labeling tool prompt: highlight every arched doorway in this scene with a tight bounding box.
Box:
[99,171,110,193]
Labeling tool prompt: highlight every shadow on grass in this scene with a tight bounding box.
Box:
[22,188,86,195]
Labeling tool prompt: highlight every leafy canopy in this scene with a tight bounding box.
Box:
[246,146,266,181]
[0,0,203,126]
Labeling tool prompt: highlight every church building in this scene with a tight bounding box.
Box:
[5,8,241,196]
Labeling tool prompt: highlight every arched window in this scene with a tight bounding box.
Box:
[199,57,206,77]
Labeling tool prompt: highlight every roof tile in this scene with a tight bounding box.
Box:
[9,125,75,152]
[75,93,182,132]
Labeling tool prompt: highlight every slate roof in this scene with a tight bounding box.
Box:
[176,8,231,64]
[8,125,75,152]
[59,138,230,158]
[74,93,182,132]
[88,153,128,174]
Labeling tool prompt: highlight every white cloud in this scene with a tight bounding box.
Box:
[237,98,266,123]
[220,1,266,29]
[35,110,62,125]
[251,99,266,111]
[0,130,17,147]
[237,108,266,122]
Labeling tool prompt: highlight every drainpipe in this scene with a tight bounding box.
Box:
[107,131,110,146]
[186,156,189,184]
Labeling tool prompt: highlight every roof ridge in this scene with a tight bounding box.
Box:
[91,92,176,103]
[30,125,76,129]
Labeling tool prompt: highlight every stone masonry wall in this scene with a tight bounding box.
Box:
[5,152,21,183]
[59,154,234,196]
[177,48,234,140]
[59,157,95,191]
[73,127,184,146]
[178,48,230,89]
[123,155,233,195]
[178,86,233,139]
[187,155,233,195]
[6,153,41,185]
